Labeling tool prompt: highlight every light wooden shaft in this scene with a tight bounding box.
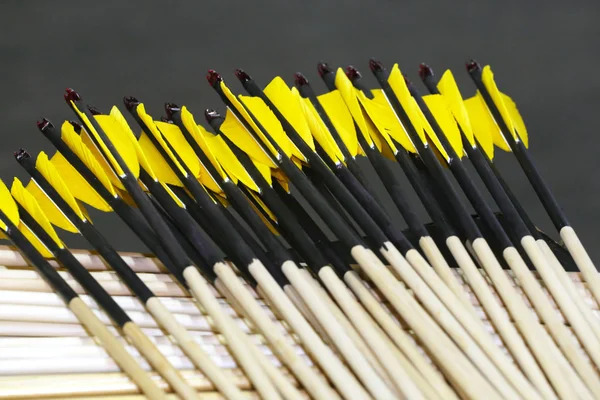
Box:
[560,226,600,306]
[503,244,600,397]
[68,298,167,400]
[343,270,459,400]
[281,261,392,400]
[122,322,199,400]
[182,267,281,400]
[419,236,477,315]
[538,239,600,341]
[214,261,340,400]
[520,237,600,371]
[471,238,575,399]
[217,281,305,400]
[350,245,503,400]
[145,296,245,400]
[382,245,522,399]
[445,236,556,400]
[403,247,543,400]
[318,266,426,400]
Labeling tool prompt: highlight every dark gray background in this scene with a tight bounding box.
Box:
[1,1,599,260]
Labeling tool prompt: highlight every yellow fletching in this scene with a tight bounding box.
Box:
[49,152,112,212]
[272,169,290,192]
[300,97,345,165]
[156,121,201,178]
[334,68,374,149]
[387,65,428,146]
[363,111,397,161]
[253,159,273,186]
[179,107,225,194]
[11,178,63,248]
[0,180,19,232]
[61,122,118,197]
[248,190,277,225]
[94,110,140,178]
[36,152,86,222]
[238,95,293,159]
[423,94,463,158]
[464,94,503,157]
[160,182,185,208]
[68,101,126,178]
[264,77,315,151]
[220,108,278,169]
[361,89,417,153]
[317,90,360,157]
[437,70,474,146]
[157,123,201,177]
[137,132,181,185]
[481,66,521,145]
[81,129,125,190]
[219,82,280,159]
[134,103,187,185]
[501,93,529,148]
[25,179,78,233]
[19,223,53,258]
[205,132,260,192]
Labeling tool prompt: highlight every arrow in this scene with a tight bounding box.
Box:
[37,119,187,283]
[236,68,544,399]
[164,102,389,400]
[406,65,600,395]
[317,62,478,313]
[466,60,600,308]
[121,97,343,400]
[0,177,167,400]
[210,68,509,400]
[421,63,600,379]
[357,63,559,397]
[67,97,295,400]
[370,59,593,399]
[318,61,554,400]
[204,107,434,399]
[9,177,199,399]
[14,148,228,400]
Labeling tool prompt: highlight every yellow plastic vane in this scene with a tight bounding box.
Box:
[201,128,260,193]
[501,92,529,148]
[300,97,345,165]
[359,89,416,154]
[333,68,375,150]
[12,178,64,258]
[271,169,290,192]
[134,103,187,186]
[317,90,361,157]
[423,94,463,157]
[481,66,529,147]
[179,107,225,194]
[67,100,126,179]
[387,64,450,162]
[36,152,88,222]
[363,111,397,161]
[220,82,280,160]
[12,178,64,247]
[463,94,496,159]
[264,77,315,151]
[219,109,278,170]
[50,152,112,212]
[0,179,20,234]
[238,96,294,159]
[437,70,475,146]
[61,122,118,197]
[93,107,141,177]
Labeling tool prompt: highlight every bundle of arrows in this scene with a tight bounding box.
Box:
[0,59,597,400]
